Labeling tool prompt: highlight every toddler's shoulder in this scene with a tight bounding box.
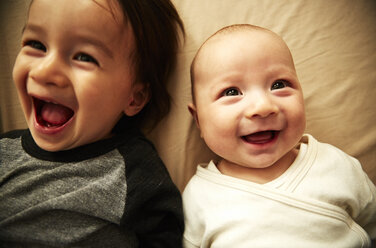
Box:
[0,129,27,139]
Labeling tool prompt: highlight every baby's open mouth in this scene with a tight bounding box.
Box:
[242,130,279,144]
[34,98,74,128]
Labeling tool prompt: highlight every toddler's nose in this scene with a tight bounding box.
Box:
[29,53,69,88]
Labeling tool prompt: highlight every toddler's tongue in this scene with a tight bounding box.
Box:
[41,102,74,126]
[243,131,275,144]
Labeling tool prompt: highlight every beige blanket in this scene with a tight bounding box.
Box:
[1,0,375,191]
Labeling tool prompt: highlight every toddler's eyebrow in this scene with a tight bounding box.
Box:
[75,35,114,59]
[22,23,43,34]
[21,24,113,59]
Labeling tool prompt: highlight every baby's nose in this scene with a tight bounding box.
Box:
[244,94,279,119]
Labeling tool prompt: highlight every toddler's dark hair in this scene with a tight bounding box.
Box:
[118,0,184,129]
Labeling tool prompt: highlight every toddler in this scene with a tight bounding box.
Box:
[183,24,376,248]
[0,0,184,247]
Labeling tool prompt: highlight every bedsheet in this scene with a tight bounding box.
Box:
[1,0,375,191]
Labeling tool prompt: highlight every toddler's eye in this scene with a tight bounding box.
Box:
[24,40,46,52]
[74,53,99,65]
[271,80,287,90]
[223,87,242,96]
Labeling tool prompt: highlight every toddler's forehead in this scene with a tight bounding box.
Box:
[27,0,135,63]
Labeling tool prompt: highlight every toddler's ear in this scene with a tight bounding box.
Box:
[123,83,150,116]
[188,103,200,129]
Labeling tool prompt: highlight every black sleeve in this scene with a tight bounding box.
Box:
[119,136,184,248]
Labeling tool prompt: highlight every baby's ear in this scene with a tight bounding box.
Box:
[188,103,200,129]
[123,83,150,116]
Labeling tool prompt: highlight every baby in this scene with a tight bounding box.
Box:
[0,0,184,247]
[183,24,376,247]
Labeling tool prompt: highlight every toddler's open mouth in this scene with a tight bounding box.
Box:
[34,97,74,128]
[242,130,279,144]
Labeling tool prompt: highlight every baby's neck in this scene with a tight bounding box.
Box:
[217,148,299,184]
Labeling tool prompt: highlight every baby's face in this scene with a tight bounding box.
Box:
[191,30,305,171]
[13,0,143,151]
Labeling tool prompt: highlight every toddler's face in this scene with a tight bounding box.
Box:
[13,0,145,151]
[191,31,305,171]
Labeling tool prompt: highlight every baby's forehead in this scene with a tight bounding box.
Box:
[208,28,282,51]
[195,28,287,67]
[192,27,296,81]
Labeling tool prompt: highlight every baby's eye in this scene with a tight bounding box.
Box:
[74,53,99,65]
[271,80,287,90]
[223,87,242,96]
[24,40,46,52]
